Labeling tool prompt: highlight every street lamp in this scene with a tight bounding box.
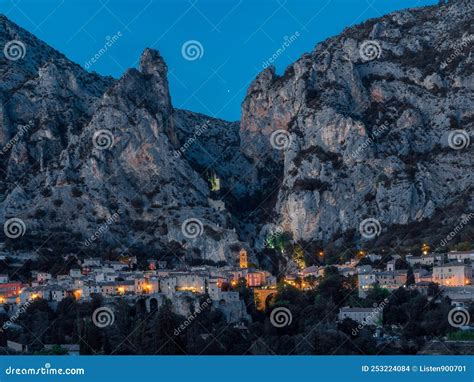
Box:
[421,243,430,256]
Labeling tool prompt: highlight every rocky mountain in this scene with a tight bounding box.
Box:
[0,0,473,268]
[240,0,473,253]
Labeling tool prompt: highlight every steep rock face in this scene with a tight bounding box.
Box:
[0,15,112,180]
[240,0,473,246]
[0,19,244,264]
[173,109,258,201]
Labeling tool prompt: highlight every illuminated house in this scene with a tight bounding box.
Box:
[377,270,408,290]
[433,263,472,286]
[358,272,376,298]
[135,277,159,294]
[246,271,269,287]
[83,280,135,297]
[208,281,239,303]
[228,268,273,288]
[160,274,206,298]
[19,286,47,303]
[228,269,247,282]
[358,269,408,298]
[0,282,22,301]
[114,280,135,295]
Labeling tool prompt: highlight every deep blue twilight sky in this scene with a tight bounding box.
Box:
[1,0,437,121]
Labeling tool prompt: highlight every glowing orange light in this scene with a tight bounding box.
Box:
[73,290,82,300]
[177,286,198,292]
[421,243,430,255]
